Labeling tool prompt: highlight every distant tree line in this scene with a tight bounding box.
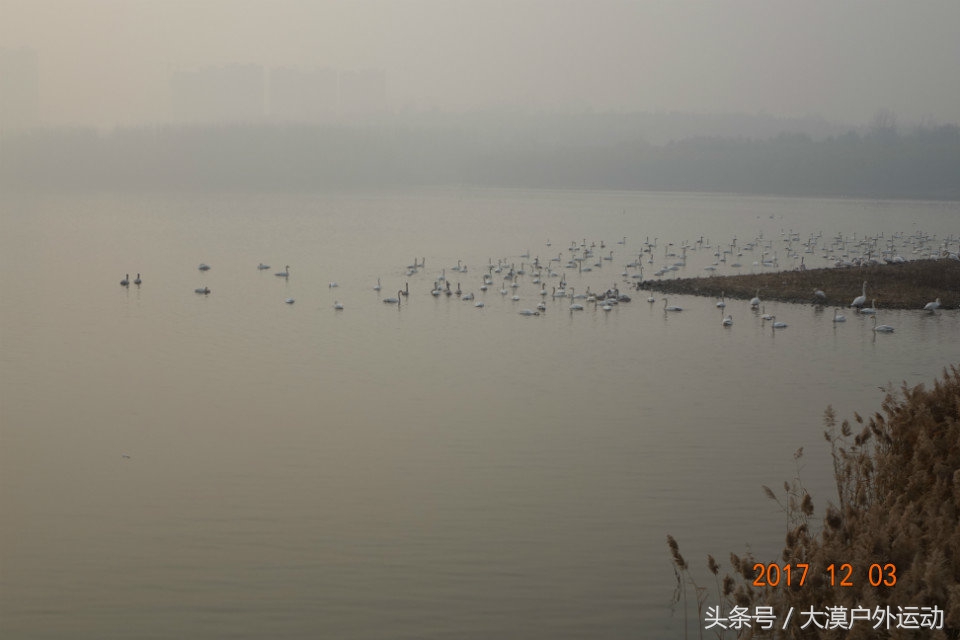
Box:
[1,120,958,199]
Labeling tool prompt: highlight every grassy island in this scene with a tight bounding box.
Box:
[639,259,960,310]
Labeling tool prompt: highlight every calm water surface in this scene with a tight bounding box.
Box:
[2,189,958,639]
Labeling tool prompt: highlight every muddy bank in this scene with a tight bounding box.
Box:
[637,259,960,309]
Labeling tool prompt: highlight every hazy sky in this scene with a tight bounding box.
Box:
[2,0,959,127]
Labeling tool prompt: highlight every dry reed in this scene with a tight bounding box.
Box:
[669,365,960,639]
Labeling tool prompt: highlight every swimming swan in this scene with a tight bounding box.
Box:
[663,298,683,312]
[873,316,894,333]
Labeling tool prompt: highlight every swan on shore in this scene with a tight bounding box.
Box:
[924,298,941,312]
[851,281,867,308]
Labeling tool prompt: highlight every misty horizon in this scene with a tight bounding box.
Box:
[2,1,960,130]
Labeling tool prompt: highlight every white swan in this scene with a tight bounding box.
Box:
[275,265,290,278]
[334,301,343,310]
[722,314,733,326]
[851,281,867,308]
[383,290,402,305]
[374,278,381,291]
[663,298,682,312]
[285,298,295,304]
[749,289,761,308]
[518,309,540,316]
[771,316,787,329]
[859,299,877,315]
[257,263,270,270]
[832,308,846,323]
[569,302,585,311]
[923,298,941,312]
[716,292,726,308]
[872,316,894,333]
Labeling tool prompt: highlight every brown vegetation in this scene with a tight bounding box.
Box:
[642,260,960,309]
[670,365,960,639]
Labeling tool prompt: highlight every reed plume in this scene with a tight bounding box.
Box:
[669,365,960,639]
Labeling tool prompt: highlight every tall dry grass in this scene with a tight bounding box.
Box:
[669,365,960,639]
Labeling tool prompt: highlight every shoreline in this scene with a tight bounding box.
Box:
[637,259,960,309]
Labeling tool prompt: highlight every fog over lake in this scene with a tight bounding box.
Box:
[3,2,960,637]
[2,188,958,638]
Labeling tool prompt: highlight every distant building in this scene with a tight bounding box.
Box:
[170,64,265,123]
[0,47,39,132]
[169,64,388,124]
[338,69,387,116]
[269,67,338,123]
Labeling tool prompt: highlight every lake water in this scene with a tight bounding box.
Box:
[2,188,958,639]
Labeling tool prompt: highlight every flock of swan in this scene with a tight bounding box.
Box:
[118,227,956,336]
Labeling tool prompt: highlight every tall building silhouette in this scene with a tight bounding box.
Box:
[170,64,265,123]
[269,67,338,122]
[338,69,386,116]
[0,47,39,132]
[169,64,387,124]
